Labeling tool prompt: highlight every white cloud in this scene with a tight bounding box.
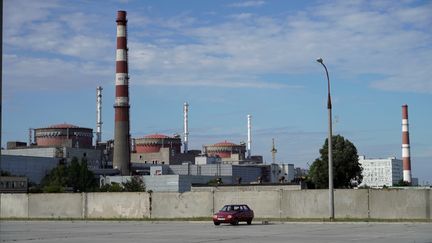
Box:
[228,1,266,8]
[4,0,432,93]
[3,55,112,91]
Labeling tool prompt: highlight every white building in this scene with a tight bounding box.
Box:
[358,156,403,188]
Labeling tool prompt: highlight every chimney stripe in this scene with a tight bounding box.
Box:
[117,25,126,37]
[116,49,127,61]
[116,73,128,85]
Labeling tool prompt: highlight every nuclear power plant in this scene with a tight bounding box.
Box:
[0,10,419,192]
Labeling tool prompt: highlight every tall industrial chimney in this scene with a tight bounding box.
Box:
[183,102,189,153]
[113,10,131,175]
[96,86,103,145]
[247,114,252,159]
[402,104,412,184]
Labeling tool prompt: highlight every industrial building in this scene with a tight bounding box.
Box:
[202,141,246,163]
[131,134,198,165]
[358,156,403,187]
[0,176,28,193]
[1,123,103,184]
[105,162,297,192]
[33,124,93,149]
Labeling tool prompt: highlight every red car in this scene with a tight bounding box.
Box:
[213,204,254,225]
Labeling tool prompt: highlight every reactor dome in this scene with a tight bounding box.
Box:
[135,134,182,153]
[203,141,246,158]
[34,123,93,148]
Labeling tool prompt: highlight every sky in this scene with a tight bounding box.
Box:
[3,0,432,184]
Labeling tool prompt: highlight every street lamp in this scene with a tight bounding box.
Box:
[316,58,334,220]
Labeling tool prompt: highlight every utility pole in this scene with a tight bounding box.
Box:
[317,57,334,221]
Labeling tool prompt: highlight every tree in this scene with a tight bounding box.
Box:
[309,135,362,189]
[1,170,12,176]
[394,179,411,187]
[98,177,145,192]
[122,176,146,192]
[41,157,97,192]
[40,163,68,192]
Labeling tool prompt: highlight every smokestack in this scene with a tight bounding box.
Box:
[247,114,251,159]
[183,102,189,153]
[96,86,103,145]
[113,10,131,175]
[402,104,412,184]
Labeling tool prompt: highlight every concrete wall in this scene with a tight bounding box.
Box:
[281,190,328,218]
[152,191,213,218]
[28,193,82,218]
[369,189,430,219]
[335,189,369,218]
[86,192,149,219]
[1,189,431,220]
[0,193,28,218]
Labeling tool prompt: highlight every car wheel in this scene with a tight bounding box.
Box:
[230,219,239,225]
[214,222,220,225]
[247,220,252,225]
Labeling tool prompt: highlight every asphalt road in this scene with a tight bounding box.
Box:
[1,220,431,243]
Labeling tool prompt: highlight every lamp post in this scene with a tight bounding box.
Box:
[316,58,334,220]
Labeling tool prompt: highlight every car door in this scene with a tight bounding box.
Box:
[239,205,246,221]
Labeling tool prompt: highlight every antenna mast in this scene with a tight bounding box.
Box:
[271,138,277,164]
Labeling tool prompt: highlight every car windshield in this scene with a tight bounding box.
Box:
[220,205,242,212]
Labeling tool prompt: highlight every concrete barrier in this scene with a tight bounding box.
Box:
[334,189,369,218]
[0,193,28,218]
[369,189,430,219]
[28,193,82,218]
[86,192,150,219]
[281,190,328,218]
[151,191,213,218]
[1,188,430,220]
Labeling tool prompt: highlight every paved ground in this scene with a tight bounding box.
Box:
[1,220,431,243]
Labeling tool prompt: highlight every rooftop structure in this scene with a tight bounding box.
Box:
[203,141,246,163]
[135,134,182,154]
[34,124,93,149]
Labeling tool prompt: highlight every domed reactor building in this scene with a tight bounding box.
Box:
[34,124,93,148]
[135,134,181,154]
[203,141,247,164]
[131,134,198,166]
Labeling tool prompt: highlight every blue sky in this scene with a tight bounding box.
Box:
[3,0,432,184]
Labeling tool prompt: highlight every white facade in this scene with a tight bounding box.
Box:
[269,163,295,183]
[195,156,221,165]
[358,156,403,187]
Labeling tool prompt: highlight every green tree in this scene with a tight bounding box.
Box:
[1,170,12,176]
[309,135,362,189]
[41,163,68,192]
[394,179,411,187]
[122,176,146,192]
[41,157,97,193]
[99,182,123,192]
[98,178,145,192]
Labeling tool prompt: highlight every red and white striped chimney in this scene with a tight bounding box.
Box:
[113,10,131,175]
[402,104,411,184]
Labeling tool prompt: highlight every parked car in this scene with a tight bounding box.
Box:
[212,204,254,225]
